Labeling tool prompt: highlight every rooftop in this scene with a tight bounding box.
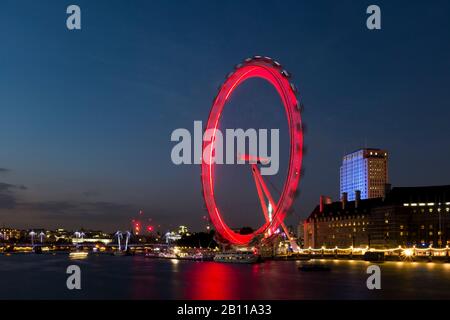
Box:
[307,185,450,221]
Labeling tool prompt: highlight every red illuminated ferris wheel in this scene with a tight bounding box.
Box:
[201,56,304,246]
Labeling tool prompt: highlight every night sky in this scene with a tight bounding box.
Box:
[1,0,450,232]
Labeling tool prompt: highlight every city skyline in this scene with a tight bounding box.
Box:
[2,0,450,307]
[1,0,450,232]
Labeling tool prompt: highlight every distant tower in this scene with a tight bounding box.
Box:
[340,148,388,201]
[131,210,144,236]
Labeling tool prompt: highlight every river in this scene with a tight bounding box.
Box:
[0,253,448,299]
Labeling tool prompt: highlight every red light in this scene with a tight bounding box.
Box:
[133,220,142,235]
[147,225,154,232]
[200,57,303,246]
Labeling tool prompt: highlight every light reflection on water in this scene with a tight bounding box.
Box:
[0,254,449,300]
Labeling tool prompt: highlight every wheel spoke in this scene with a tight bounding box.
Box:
[251,164,294,242]
[251,165,271,223]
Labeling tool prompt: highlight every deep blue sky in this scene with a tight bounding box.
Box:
[1,0,450,232]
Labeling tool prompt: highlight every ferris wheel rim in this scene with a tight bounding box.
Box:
[201,57,303,246]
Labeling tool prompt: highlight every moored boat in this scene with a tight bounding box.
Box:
[144,252,159,258]
[158,252,178,259]
[177,252,205,261]
[213,252,261,264]
[69,251,89,259]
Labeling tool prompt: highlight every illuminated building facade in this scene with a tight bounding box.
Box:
[178,226,189,235]
[164,231,181,244]
[340,148,388,201]
[304,186,450,249]
[0,228,22,241]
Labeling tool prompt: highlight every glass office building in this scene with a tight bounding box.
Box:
[340,149,388,201]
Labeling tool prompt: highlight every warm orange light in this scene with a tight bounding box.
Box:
[403,249,414,257]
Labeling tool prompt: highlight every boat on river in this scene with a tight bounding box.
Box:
[214,252,261,264]
[69,251,89,259]
[158,252,178,259]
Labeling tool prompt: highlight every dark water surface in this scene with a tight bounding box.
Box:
[0,254,449,299]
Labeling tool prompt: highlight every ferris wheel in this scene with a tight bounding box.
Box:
[201,56,304,247]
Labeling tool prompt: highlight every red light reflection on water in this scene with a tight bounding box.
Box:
[184,262,238,300]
